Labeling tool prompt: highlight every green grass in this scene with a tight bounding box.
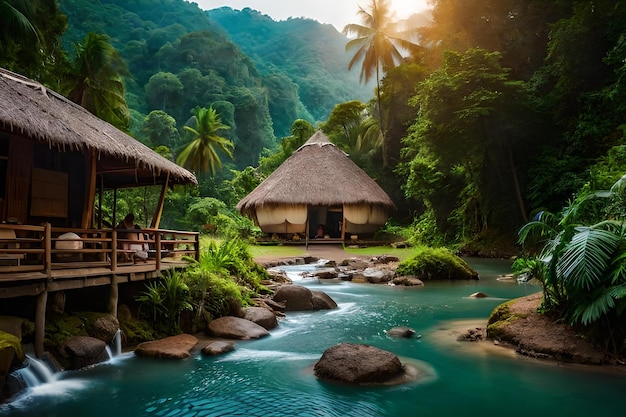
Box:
[343,245,415,261]
[242,243,307,259]
[199,236,415,262]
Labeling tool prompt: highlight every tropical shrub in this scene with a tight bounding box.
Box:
[517,176,626,354]
[136,270,192,334]
[185,269,243,325]
[180,238,270,332]
[395,246,478,280]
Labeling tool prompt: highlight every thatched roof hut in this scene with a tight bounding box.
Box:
[0,67,196,189]
[0,67,196,228]
[237,131,396,239]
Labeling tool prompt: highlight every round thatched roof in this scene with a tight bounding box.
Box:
[236,131,396,214]
[0,68,196,188]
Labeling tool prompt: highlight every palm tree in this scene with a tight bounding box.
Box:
[176,106,234,176]
[343,0,420,165]
[0,0,38,41]
[65,32,130,131]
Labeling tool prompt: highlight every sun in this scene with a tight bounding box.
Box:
[387,0,431,19]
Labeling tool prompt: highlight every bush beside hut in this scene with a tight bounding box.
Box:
[395,247,479,280]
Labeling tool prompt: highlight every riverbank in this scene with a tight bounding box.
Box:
[253,246,626,370]
[438,292,626,370]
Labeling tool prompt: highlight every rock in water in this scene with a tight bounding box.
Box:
[314,343,404,384]
[207,316,269,339]
[134,334,198,359]
[386,326,416,338]
[469,292,489,298]
[202,341,235,356]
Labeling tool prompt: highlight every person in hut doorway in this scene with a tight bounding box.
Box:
[315,224,325,239]
[117,213,148,262]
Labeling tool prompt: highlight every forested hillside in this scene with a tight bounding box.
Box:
[207,7,373,133]
[3,0,626,257]
[59,0,370,166]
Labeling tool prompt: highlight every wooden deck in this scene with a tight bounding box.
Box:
[0,223,200,356]
[0,223,199,299]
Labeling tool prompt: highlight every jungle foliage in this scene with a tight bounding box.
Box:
[395,246,478,280]
[516,174,626,354]
[58,0,369,166]
[136,238,269,335]
[2,0,626,250]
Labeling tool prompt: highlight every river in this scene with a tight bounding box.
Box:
[2,258,625,416]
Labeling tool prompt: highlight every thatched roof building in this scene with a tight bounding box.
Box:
[0,67,196,228]
[237,131,396,239]
[0,68,196,189]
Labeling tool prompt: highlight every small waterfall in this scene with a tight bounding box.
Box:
[105,329,123,359]
[25,355,55,383]
[113,328,122,356]
[7,354,58,395]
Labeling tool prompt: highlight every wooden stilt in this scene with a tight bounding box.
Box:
[108,280,119,318]
[34,289,48,357]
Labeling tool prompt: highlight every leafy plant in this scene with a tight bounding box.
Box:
[395,246,478,280]
[518,177,626,354]
[136,270,192,334]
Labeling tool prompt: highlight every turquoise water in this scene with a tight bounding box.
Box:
[3,258,626,416]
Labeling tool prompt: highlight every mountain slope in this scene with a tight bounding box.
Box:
[207,7,374,122]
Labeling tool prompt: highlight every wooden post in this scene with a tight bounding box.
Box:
[305,213,309,249]
[150,172,169,229]
[111,229,118,272]
[98,175,103,229]
[112,188,118,228]
[194,233,200,261]
[34,289,48,357]
[155,232,161,271]
[108,280,118,318]
[44,223,51,279]
[82,151,97,229]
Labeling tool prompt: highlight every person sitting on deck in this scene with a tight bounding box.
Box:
[315,224,325,239]
[117,213,148,262]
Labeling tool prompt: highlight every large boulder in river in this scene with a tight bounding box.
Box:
[207,316,269,339]
[242,307,278,330]
[314,343,405,384]
[272,285,337,311]
[311,290,337,310]
[64,336,109,369]
[134,334,198,359]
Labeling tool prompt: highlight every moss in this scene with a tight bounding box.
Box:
[395,246,479,280]
[487,300,514,326]
[43,312,114,357]
[119,318,157,347]
[0,330,24,364]
[486,300,528,340]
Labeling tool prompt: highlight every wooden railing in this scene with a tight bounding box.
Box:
[0,223,200,277]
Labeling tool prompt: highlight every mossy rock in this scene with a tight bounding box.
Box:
[486,300,527,340]
[395,247,479,280]
[119,318,158,347]
[44,312,117,357]
[0,330,24,366]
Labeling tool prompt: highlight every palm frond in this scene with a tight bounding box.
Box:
[571,287,615,325]
[556,227,619,290]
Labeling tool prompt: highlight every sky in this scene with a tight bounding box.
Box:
[193,0,431,32]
